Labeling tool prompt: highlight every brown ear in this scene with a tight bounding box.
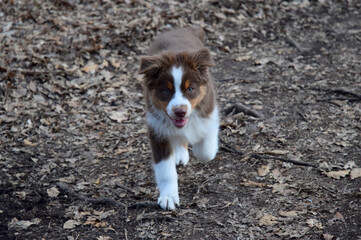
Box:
[192,48,214,69]
[192,48,214,81]
[139,56,159,75]
[139,56,164,85]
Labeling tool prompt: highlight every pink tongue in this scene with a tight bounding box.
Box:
[172,118,188,128]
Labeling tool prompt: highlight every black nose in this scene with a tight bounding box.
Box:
[174,108,186,118]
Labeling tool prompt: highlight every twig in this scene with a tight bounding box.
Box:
[312,87,361,103]
[285,35,308,53]
[330,88,361,100]
[224,103,264,119]
[57,182,127,208]
[136,214,178,222]
[218,78,236,82]
[116,182,137,194]
[196,175,225,195]
[296,110,308,122]
[3,67,63,75]
[250,153,319,169]
[219,139,319,169]
[316,99,342,107]
[128,201,159,209]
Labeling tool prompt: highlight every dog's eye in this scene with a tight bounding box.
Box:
[161,88,170,94]
[187,87,194,92]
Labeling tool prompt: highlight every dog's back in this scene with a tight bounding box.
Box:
[148,27,205,55]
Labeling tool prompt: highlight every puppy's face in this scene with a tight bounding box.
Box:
[140,49,214,128]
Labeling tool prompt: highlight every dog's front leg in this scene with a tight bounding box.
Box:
[192,109,219,162]
[153,156,179,210]
[149,130,179,210]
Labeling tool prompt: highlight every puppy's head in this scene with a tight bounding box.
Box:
[140,48,214,128]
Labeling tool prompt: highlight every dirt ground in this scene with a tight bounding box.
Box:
[1,0,361,239]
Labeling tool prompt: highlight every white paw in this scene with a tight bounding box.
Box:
[158,192,180,210]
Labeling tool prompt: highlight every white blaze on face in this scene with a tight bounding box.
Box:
[167,66,192,128]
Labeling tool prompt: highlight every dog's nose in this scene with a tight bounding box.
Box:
[174,108,187,118]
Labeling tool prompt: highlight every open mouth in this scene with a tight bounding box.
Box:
[171,118,188,128]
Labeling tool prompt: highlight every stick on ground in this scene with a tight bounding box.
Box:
[224,103,264,119]
[219,138,319,169]
[56,182,127,208]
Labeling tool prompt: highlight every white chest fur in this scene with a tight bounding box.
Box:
[147,106,219,145]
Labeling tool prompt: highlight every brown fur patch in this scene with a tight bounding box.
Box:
[150,93,168,112]
[184,80,191,90]
[166,81,173,91]
[189,85,207,109]
[148,27,205,55]
[148,128,172,164]
[195,80,215,118]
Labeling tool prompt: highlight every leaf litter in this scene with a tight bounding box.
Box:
[0,0,360,239]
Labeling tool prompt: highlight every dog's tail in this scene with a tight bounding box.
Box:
[187,26,205,41]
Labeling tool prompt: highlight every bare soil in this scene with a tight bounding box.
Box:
[1,0,360,239]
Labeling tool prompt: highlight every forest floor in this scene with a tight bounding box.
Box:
[1,0,360,239]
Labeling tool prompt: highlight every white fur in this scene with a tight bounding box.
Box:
[147,106,219,145]
[167,66,192,119]
[171,137,189,165]
[153,154,179,210]
[191,108,219,162]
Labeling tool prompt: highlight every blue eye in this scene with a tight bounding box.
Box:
[161,88,170,94]
[187,87,194,92]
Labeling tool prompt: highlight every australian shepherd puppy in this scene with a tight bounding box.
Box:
[139,27,219,210]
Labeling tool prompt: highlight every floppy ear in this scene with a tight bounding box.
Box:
[139,56,159,75]
[192,48,214,81]
[192,48,214,69]
[139,56,164,86]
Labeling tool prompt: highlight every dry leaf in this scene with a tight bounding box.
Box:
[324,170,350,179]
[306,218,323,229]
[47,187,60,197]
[109,111,127,123]
[83,218,107,228]
[24,139,39,147]
[350,168,361,179]
[97,236,112,240]
[344,160,356,169]
[81,62,98,74]
[265,149,290,155]
[270,168,282,180]
[279,210,298,217]
[28,81,37,92]
[258,164,271,177]
[214,12,227,20]
[334,212,345,222]
[271,183,287,194]
[259,214,279,226]
[8,218,41,230]
[63,220,81,229]
[240,180,267,188]
[321,234,334,240]
[109,57,122,68]
[235,55,252,62]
